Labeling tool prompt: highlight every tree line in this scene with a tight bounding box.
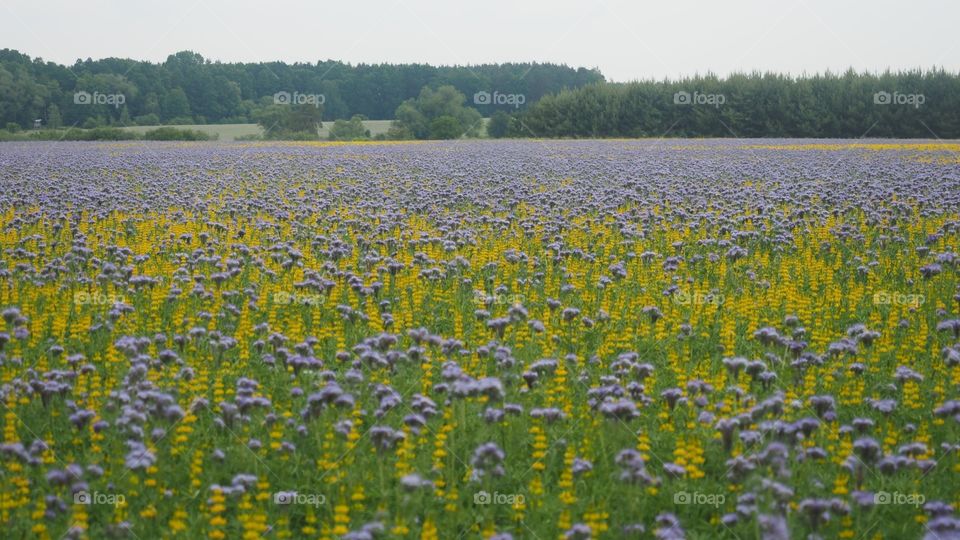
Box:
[510,70,960,138]
[3,48,958,139]
[0,49,602,130]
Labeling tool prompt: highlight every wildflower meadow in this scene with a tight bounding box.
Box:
[1,139,959,539]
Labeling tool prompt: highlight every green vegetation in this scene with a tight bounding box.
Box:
[518,70,960,138]
[0,49,599,130]
[0,127,138,141]
[143,127,215,141]
[485,110,513,138]
[0,126,215,142]
[7,44,957,139]
[6,121,399,142]
[123,123,262,141]
[255,104,324,140]
[390,86,482,139]
[328,115,371,141]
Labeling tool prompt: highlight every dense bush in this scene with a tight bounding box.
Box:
[328,116,371,141]
[144,127,214,141]
[0,127,203,142]
[255,104,323,140]
[27,127,139,141]
[390,86,481,140]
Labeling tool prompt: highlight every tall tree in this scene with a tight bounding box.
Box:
[391,85,482,140]
[46,103,62,128]
[162,88,192,121]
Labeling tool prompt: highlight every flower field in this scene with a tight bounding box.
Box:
[1,139,959,539]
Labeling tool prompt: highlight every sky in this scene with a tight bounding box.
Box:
[2,0,957,82]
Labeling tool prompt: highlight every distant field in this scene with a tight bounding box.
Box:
[123,120,397,141]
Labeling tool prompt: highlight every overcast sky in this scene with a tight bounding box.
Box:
[2,0,957,82]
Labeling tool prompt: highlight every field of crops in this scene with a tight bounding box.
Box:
[0,140,959,539]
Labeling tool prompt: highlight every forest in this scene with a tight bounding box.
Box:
[2,48,958,139]
[0,49,602,129]
[515,70,960,138]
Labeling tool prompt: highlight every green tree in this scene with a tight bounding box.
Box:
[385,124,414,140]
[391,85,481,140]
[162,88,192,120]
[118,106,132,126]
[254,104,323,139]
[285,104,323,134]
[328,115,370,141]
[486,110,510,138]
[429,115,463,139]
[254,105,288,138]
[393,101,428,139]
[134,113,160,126]
[46,104,62,129]
[143,93,162,116]
[5,47,960,138]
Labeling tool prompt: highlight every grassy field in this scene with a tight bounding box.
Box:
[122,120,398,141]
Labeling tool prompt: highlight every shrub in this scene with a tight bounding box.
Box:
[429,116,463,139]
[486,111,511,138]
[26,127,138,141]
[328,116,371,141]
[144,127,213,141]
[82,127,139,140]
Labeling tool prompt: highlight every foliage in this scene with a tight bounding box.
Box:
[428,115,463,139]
[143,127,215,141]
[134,113,161,126]
[391,85,482,139]
[255,104,323,140]
[46,104,62,129]
[519,70,960,138]
[1,127,141,141]
[327,115,371,141]
[384,124,414,141]
[486,110,511,138]
[0,48,600,128]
